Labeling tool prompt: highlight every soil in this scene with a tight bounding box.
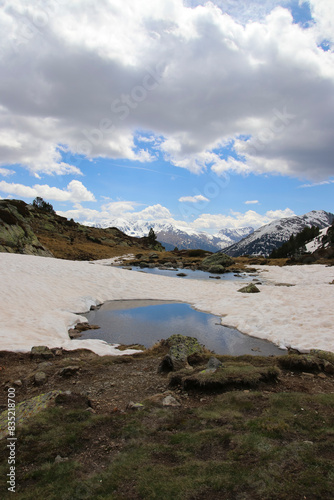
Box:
[1,348,333,416]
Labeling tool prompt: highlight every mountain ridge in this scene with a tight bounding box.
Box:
[222,210,334,257]
[91,219,254,252]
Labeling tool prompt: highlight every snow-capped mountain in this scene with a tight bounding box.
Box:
[92,219,254,252]
[223,210,334,257]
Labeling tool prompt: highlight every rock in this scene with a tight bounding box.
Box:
[238,284,261,293]
[207,265,226,274]
[34,371,47,386]
[31,346,54,359]
[323,361,334,374]
[55,455,68,463]
[201,253,234,270]
[54,349,63,356]
[158,355,174,373]
[59,366,80,377]
[149,253,159,259]
[13,379,23,387]
[68,328,82,339]
[139,261,149,268]
[206,357,223,370]
[162,395,181,407]
[209,276,221,279]
[176,273,187,277]
[168,335,203,371]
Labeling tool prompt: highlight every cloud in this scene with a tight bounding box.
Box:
[245,200,259,205]
[0,167,15,177]
[58,202,173,224]
[0,180,96,203]
[179,194,209,203]
[191,208,296,232]
[58,197,296,234]
[0,1,333,181]
[308,0,334,45]
[299,179,334,188]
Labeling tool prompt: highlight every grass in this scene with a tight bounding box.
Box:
[0,390,333,499]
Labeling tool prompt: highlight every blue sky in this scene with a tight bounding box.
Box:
[0,0,333,234]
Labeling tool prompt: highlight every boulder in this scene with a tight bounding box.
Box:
[31,346,54,359]
[34,371,47,386]
[206,357,223,370]
[158,335,205,372]
[59,365,80,377]
[207,265,226,274]
[201,253,234,270]
[238,284,260,293]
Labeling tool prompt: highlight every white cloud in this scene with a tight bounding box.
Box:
[179,194,209,203]
[191,208,296,232]
[308,0,334,45]
[0,0,333,181]
[0,180,96,203]
[245,200,259,205]
[58,197,296,234]
[58,202,173,224]
[0,167,15,177]
[299,179,334,188]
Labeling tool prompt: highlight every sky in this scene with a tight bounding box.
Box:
[0,0,333,234]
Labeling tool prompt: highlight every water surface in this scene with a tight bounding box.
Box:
[124,267,250,281]
[81,300,285,356]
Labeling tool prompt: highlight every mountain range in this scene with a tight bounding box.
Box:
[93,210,334,256]
[222,210,334,257]
[92,219,254,252]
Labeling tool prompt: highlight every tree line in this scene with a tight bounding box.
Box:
[269,225,320,259]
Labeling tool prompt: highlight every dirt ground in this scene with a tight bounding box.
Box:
[1,348,333,415]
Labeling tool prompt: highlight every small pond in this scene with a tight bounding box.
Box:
[122,266,251,281]
[80,300,285,356]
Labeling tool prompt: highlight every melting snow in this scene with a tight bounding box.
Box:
[0,254,333,355]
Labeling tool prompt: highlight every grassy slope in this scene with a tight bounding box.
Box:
[0,349,333,500]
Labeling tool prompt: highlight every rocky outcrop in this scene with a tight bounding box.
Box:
[0,200,53,257]
[158,334,205,373]
[0,199,166,259]
[200,253,235,272]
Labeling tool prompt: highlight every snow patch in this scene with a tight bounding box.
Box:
[0,254,333,355]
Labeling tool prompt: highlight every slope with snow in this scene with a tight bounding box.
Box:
[305,227,330,253]
[223,210,334,257]
[0,253,333,355]
[91,219,253,252]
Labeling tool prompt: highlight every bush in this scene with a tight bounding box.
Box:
[32,197,55,214]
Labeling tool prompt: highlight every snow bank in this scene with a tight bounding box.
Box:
[0,254,333,355]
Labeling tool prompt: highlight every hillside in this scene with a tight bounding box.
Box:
[0,199,163,260]
[223,210,334,257]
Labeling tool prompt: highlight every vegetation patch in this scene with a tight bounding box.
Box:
[1,390,333,500]
[169,361,280,392]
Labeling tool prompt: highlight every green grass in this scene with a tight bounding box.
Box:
[0,392,333,499]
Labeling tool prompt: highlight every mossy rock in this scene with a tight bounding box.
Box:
[238,284,260,293]
[201,253,234,270]
[167,335,204,359]
[170,362,280,392]
[207,265,227,274]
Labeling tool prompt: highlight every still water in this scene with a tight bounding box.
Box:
[124,266,250,281]
[81,300,285,356]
